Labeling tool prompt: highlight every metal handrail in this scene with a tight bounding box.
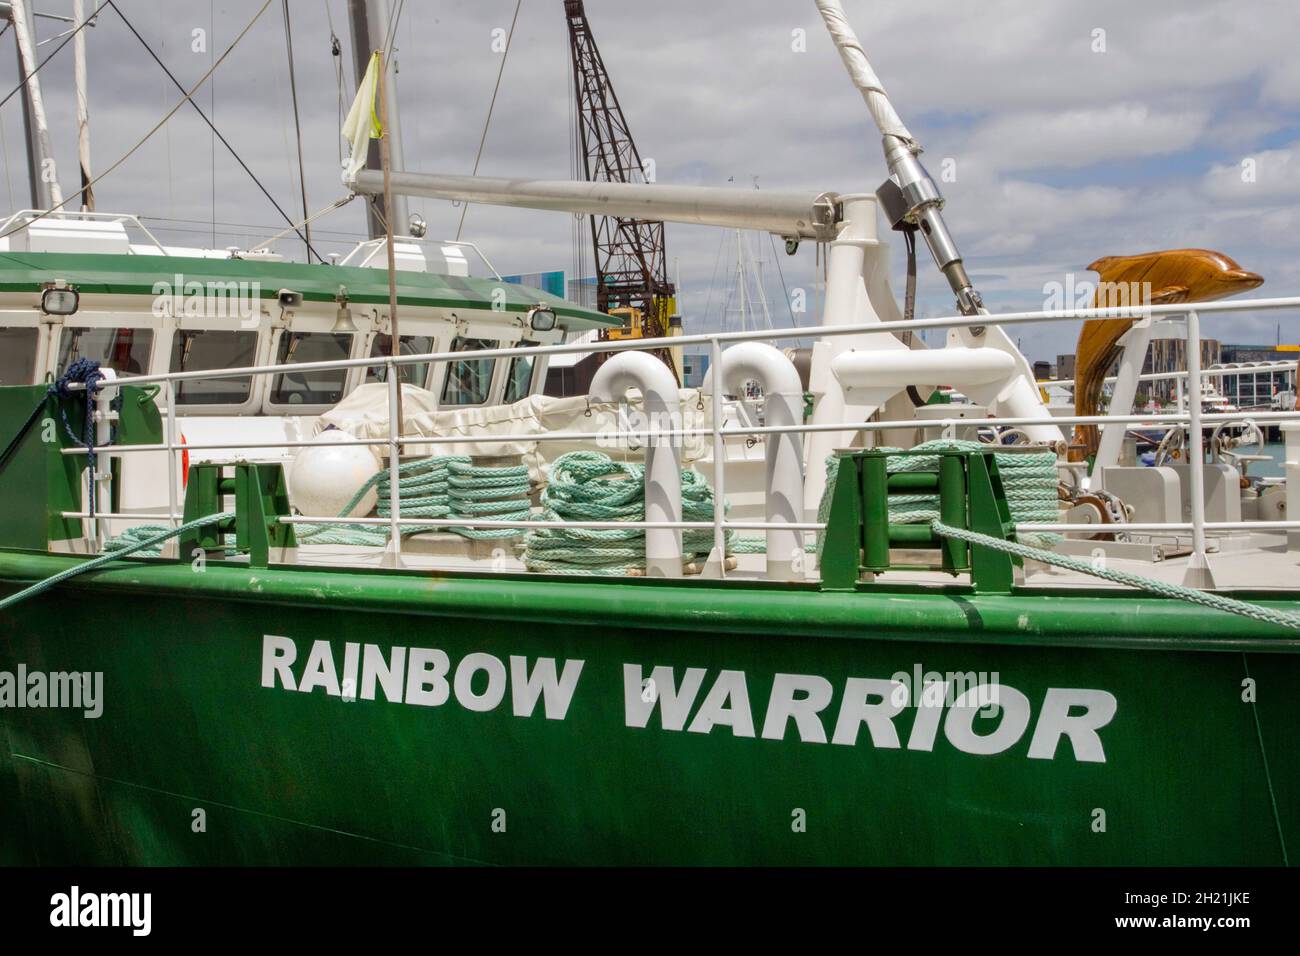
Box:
[336,236,502,279]
[58,293,1300,575]
[1044,360,1298,389]
[61,294,1300,392]
[0,209,173,255]
[59,407,1300,457]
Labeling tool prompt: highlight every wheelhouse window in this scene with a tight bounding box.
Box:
[0,327,39,385]
[440,337,497,406]
[366,333,434,388]
[170,330,258,406]
[58,327,153,377]
[503,342,538,404]
[270,331,353,406]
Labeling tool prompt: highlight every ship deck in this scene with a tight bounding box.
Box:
[277,529,1299,593]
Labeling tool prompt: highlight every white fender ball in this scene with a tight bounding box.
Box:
[289,430,381,518]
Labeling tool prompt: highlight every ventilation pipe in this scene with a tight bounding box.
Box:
[705,344,805,580]
[589,353,682,578]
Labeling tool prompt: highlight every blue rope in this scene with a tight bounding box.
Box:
[52,358,107,519]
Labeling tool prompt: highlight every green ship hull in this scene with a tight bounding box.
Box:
[2,555,1295,866]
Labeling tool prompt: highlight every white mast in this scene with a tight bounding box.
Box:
[8,0,62,209]
[73,0,93,211]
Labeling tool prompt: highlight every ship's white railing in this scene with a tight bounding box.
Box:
[0,209,173,254]
[335,236,502,278]
[1045,359,1298,390]
[58,294,1300,581]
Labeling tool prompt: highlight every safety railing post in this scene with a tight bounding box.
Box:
[1183,309,1215,588]
[708,336,726,577]
[386,362,402,564]
[164,379,180,558]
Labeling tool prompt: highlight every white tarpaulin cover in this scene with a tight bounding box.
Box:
[317,383,713,481]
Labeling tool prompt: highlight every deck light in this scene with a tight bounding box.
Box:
[40,285,80,316]
[528,306,557,333]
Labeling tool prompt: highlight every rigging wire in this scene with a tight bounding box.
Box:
[102,0,322,260]
[701,228,730,330]
[281,0,314,261]
[209,0,215,246]
[0,99,13,211]
[380,0,406,62]
[249,194,356,253]
[767,232,797,327]
[0,2,101,111]
[325,0,348,169]
[455,0,524,241]
[0,0,278,248]
[0,19,13,210]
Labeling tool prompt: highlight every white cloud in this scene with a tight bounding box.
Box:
[965,104,1209,172]
[1202,143,1300,202]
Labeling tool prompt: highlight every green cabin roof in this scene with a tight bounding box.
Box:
[0,251,618,330]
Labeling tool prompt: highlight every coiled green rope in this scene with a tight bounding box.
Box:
[875,440,1060,545]
[523,451,728,575]
[447,460,531,539]
[297,454,530,545]
[735,439,1060,556]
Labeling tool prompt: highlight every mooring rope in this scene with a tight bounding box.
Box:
[931,520,1300,632]
[0,512,234,613]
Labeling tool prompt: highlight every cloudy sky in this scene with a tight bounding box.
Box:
[2,0,1297,363]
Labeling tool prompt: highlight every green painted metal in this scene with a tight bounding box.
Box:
[233,464,297,567]
[0,384,161,551]
[180,465,232,556]
[829,448,1018,590]
[0,252,618,330]
[937,454,966,571]
[1,394,1297,865]
[177,462,296,566]
[965,454,1017,593]
[818,458,862,591]
[0,554,1296,866]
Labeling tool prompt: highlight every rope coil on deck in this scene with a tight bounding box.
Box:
[523,451,727,575]
[880,439,1060,544]
[296,454,531,545]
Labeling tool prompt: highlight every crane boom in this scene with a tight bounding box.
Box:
[565,0,677,372]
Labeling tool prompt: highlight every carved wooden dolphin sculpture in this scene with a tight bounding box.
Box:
[1073,249,1263,454]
